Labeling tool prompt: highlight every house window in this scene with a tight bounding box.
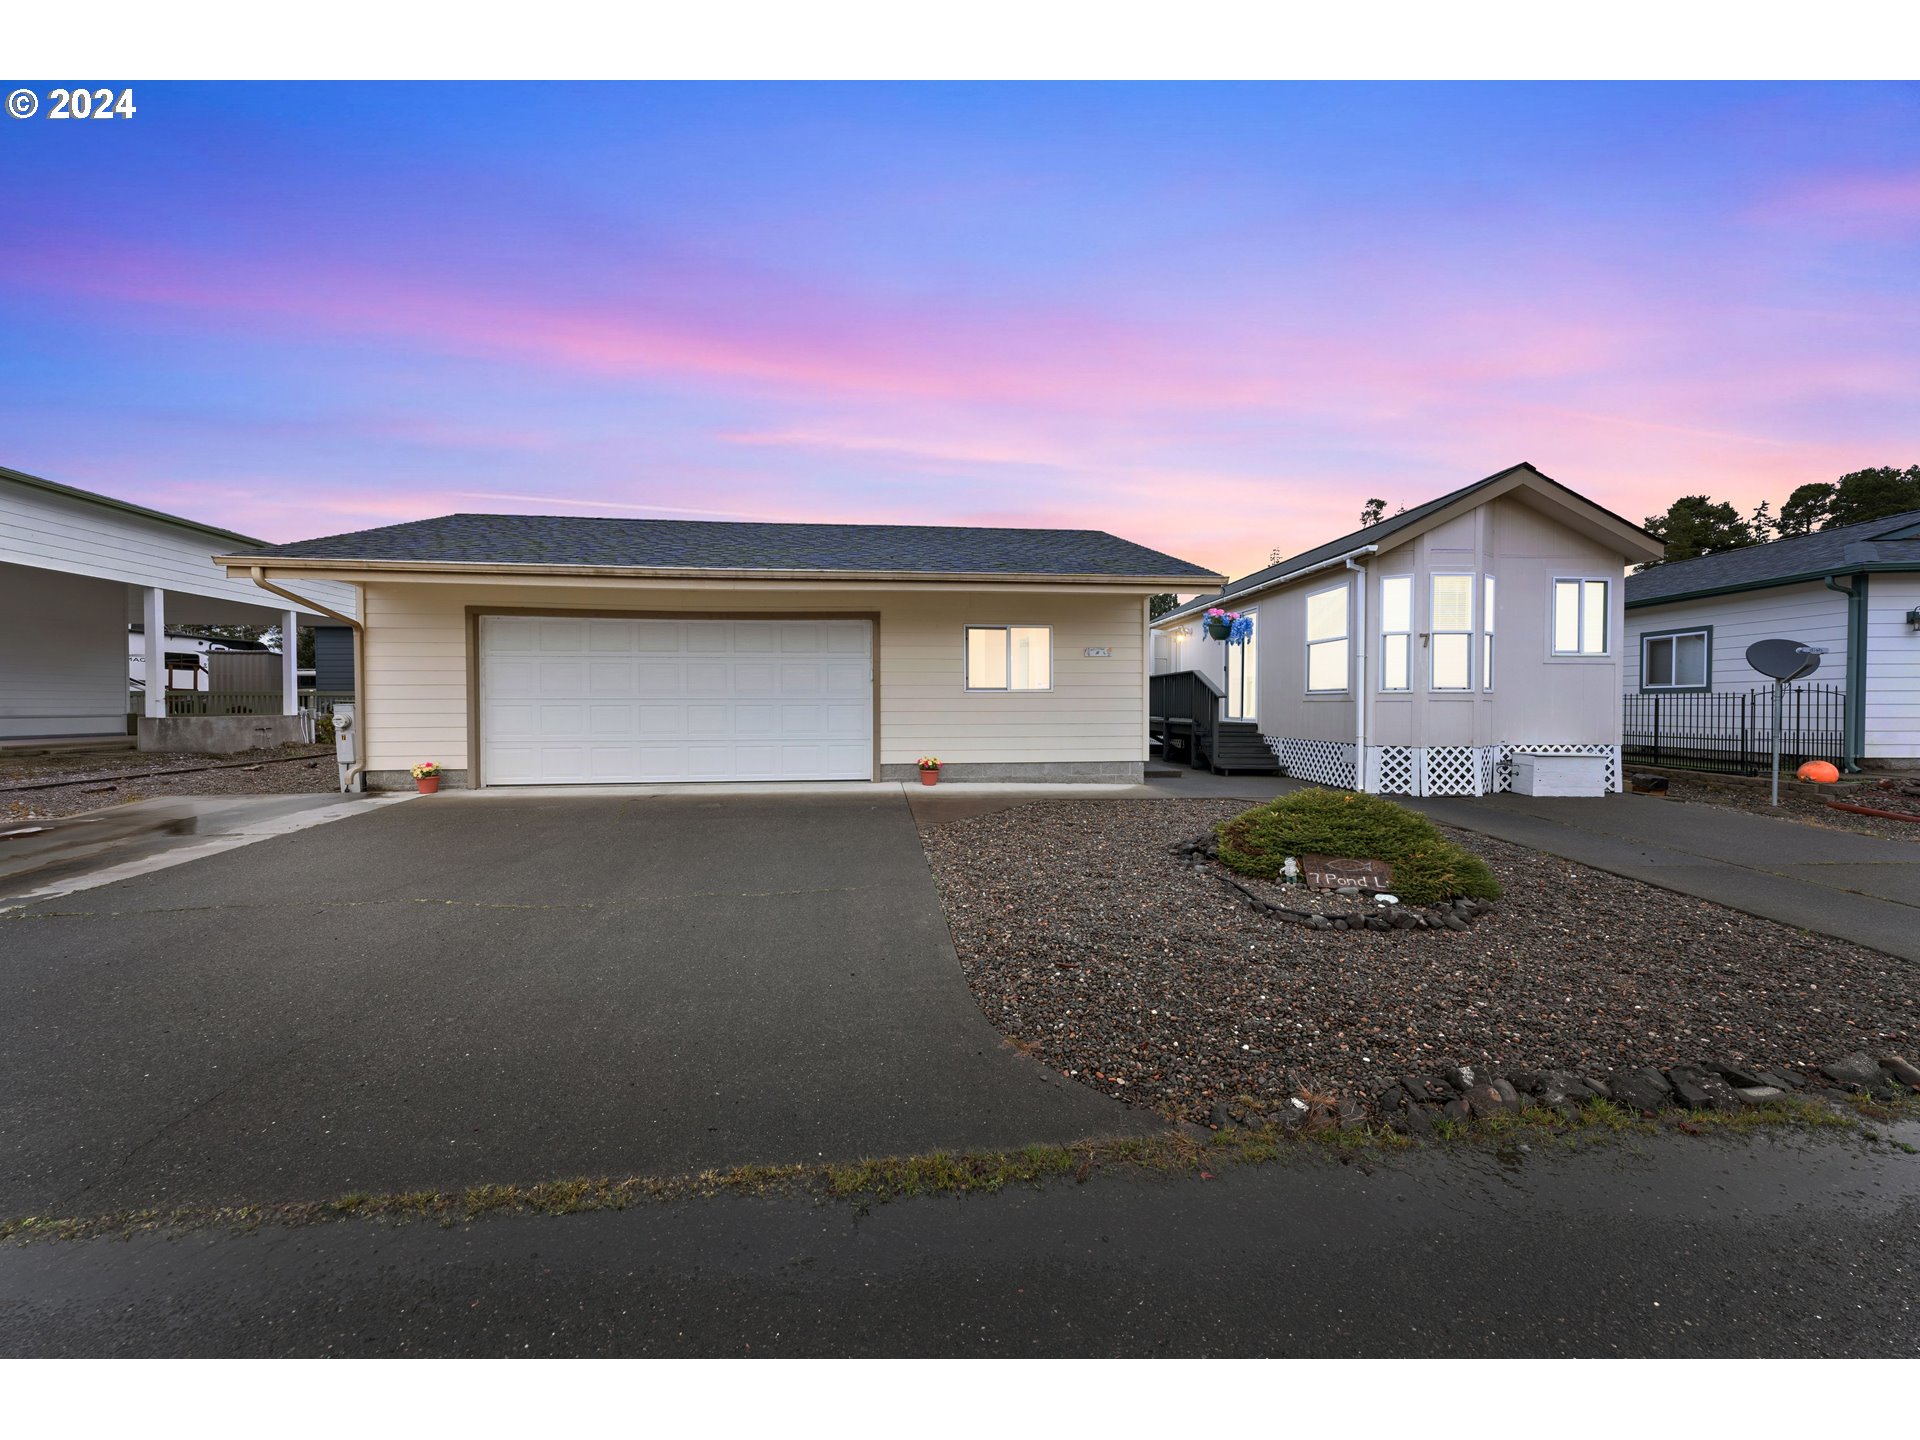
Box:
[1305,582,1349,693]
[964,625,1052,691]
[1380,576,1411,691]
[1481,575,1496,691]
[1552,578,1610,656]
[1641,628,1710,690]
[1430,574,1474,690]
[1224,612,1257,720]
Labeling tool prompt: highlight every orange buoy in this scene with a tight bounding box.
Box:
[1796,760,1840,784]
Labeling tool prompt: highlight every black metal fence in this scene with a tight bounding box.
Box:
[1622,684,1845,776]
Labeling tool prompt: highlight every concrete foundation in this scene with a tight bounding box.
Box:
[137,714,310,756]
[363,768,471,792]
[878,760,1144,784]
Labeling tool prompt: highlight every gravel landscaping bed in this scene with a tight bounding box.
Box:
[0,745,335,821]
[921,798,1918,1125]
[1658,774,1920,844]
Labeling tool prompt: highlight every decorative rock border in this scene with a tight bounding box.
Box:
[1204,1050,1920,1135]
[1175,834,1496,933]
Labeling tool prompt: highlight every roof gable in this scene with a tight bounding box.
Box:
[1156,462,1657,624]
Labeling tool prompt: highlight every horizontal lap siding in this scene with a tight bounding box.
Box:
[360,583,1145,773]
[1,482,357,618]
[1864,576,1920,759]
[1623,583,1849,693]
[0,566,127,736]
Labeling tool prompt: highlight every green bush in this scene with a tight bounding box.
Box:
[1215,787,1501,905]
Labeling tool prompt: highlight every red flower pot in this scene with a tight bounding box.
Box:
[919,769,940,786]
[416,775,441,794]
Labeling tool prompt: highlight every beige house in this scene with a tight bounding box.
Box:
[1150,464,1664,796]
[217,515,1221,790]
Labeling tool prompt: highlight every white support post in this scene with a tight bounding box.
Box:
[281,609,300,715]
[142,588,167,719]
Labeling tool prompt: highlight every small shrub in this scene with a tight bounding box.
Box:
[1214,787,1500,905]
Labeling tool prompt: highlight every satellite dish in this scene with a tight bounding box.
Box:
[1746,638,1823,682]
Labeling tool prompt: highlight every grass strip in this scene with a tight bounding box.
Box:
[3,1094,1911,1246]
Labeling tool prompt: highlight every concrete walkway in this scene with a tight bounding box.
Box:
[1136,769,1920,960]
[0,793,410,911]
[1409,790,1920,961]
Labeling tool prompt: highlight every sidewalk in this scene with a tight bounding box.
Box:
[1138,770,1920,960]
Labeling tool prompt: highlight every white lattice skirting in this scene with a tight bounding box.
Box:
[1264,738,1620,796]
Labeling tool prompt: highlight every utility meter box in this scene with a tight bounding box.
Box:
[332,702,358,792]
[1511,752,1608,798]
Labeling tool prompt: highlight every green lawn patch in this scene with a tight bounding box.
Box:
[1215,787,1500,905]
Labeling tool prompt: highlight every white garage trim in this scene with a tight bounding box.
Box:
[474,611,877,786]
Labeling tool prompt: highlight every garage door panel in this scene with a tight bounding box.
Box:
[779,662,825,696]
[481,616,871,785]
[636,704,686,738]
[587,619,638,653]
[588,703,635,737]
[685,661,729,698]
[537,619,587,652]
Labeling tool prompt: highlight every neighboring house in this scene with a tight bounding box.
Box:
[215,515,1221,790]
[1624,508,1920,771]
[1,463,356,749]
[1150,463,1663,796]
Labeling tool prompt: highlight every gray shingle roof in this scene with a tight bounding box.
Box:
[225,513,1222,582]
[1159,462,1646,622]
[1625,508,1920,606]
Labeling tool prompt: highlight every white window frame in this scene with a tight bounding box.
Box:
[1481,574,1496,692]
[1640,627,1711,691]
[1304,581,1350,695]
[1224,609,1258,721]
[963,624,1054,692]
[1379,575,1412,693]
[1429,572,1475,692]
[1551,577,1611,657]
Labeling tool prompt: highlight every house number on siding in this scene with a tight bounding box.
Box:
[1083,646,1113,657]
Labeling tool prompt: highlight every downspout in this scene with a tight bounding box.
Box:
[249,567,367,792]
[1823,571,1867,772]
[1346,554,1369,791]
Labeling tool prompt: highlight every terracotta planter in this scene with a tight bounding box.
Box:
[919,769,940,786]
[416,775,441,794]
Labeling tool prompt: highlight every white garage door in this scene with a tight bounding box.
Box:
[479,616,873,784]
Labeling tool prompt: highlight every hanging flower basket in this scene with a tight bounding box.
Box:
[1203,607,1241,641]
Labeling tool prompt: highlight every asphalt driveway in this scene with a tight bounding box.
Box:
[0,790,1151,1217]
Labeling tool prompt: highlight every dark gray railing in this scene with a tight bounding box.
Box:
[1150,669,1225,768]
[1622,683,1845,777]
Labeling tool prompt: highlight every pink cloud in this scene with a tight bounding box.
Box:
[1749,172,1920,238]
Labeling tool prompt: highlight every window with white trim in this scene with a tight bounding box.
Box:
[1305,583,1349,693]
[1481,575,1496,691]
[1379,575,1411,691]
[1641,628,1710,690]
[1430,574,1473,690]
[1224,612,1257,720]
[1552,578,1609,656]
[965,625,1052,690]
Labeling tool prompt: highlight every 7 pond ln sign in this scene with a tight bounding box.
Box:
[1299,855,1394,892]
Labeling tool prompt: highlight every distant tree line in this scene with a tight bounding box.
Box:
[1639,465,1920,570]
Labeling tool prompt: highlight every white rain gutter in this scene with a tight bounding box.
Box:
[1346,553,1370,790]
[248,567,367,792]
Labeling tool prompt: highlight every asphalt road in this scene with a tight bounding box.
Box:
[3,1125,1914,1356]
[0,790,1150,1216]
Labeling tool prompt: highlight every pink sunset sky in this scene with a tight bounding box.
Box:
[2,81,1916,583]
